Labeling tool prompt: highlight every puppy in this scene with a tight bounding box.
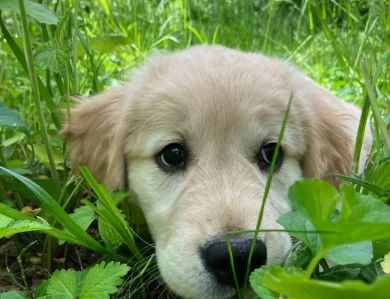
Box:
[62,46,372,299]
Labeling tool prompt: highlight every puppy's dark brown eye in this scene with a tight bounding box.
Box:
[258,143,283,171]
[158,143,186,171]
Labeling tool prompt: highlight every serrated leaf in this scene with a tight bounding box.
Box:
[79,261,130,299]
[98,218,122,249]
[34,40,67,73]
[381,252,390,274]
[47,269,76,298]
[0,214,50,238]
[34,279,49,298]
[59,206,96,245]
[288,179,340,221]
[284,180,390,255]
[0,102,30,137]
[0,0,58,24]
[252,265,390,299]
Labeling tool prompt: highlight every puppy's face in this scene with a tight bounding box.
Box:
[63,46,354,298]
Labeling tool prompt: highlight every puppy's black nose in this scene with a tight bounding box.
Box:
[200,234,267,286]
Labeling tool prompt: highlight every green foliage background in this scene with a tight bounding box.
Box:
[0,0,389,298]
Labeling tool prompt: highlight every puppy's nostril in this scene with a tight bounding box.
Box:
[201,235,267,286]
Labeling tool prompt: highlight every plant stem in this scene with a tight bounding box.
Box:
[18,0,61,196]
[305,250,325,279]
[72,1,79,94]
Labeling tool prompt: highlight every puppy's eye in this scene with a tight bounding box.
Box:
[258,143,283,170]
[158,143,186,170]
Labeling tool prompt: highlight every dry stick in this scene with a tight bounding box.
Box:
[18,0,61,196]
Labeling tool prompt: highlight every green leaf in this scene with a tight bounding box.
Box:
[252,265,390,299]
[98,218,122,249]
[30,143,64,165]
[0,214,50,238]
[34,279,49,298]
[288,179,340,222]
[0,101,30,137]
[381,252,390,274]
[317,265,361,282]
[277,211,321,254]
[59,206,96,245]
[79,166,140,257]
[34,40,67,73]
[78,35,132,56]
[360,264,385,283]
[0,0,58,24]
[326,242,373,265]
[0,167,110,255]
[0,291,28,299]
[79,261,130,299]
[47,269,76,298]
[373,239,390,260]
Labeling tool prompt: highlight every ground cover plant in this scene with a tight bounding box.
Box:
[0,0,389,298]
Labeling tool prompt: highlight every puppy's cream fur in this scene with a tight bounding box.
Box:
[62,46,372,299]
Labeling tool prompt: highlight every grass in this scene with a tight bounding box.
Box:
[0,0,389,298]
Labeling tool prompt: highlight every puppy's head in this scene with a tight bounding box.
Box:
[62,46,355,298]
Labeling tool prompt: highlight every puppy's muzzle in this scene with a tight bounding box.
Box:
[201,234,267,286]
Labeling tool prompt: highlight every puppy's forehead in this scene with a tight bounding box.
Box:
[143,48,294,121]
[129,46,305,153]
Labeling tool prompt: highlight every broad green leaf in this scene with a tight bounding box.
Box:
[277,212,321,253]
[326,242,373,265]
[381,252,390,274]
[30,143,64,165]
[285,181,390,254]
[34,40,67,73]
[47,269,76,298]
[252,265,390,299]
[34,279,49,298]
[0,0,58,24]
[78,35,132,56]
[79,261,130,299]
[317,265,361,282]
[0,291,28,299]
[2,131,26,147]
[59,206,96,245]
[360,263,385,283]
[0,101,30,137]
[373,239,390,260]
[0,214,50,238]
[288,179,340,222]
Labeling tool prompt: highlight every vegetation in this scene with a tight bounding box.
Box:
[0,0,389,298]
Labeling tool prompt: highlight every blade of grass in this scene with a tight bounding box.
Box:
[0,167,111,255]
[79,166,141,259]
[241,94,293,296]
[17,0,61,195]
[362,61,390,152]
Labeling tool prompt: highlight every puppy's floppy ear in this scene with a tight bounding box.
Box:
[61,87,127,191]
[299,78,354,187]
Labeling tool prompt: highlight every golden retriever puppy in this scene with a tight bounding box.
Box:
[62,46,372,299]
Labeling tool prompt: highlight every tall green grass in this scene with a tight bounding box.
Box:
[0,0,389,298]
